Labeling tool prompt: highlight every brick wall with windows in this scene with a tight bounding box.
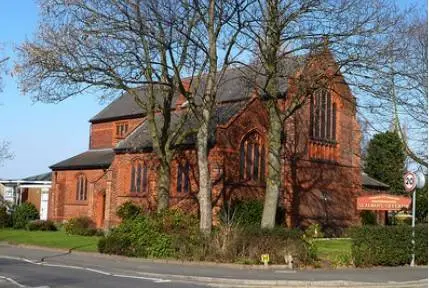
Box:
[90,118,143,149]
[49,52,362,229]
[48,169,107,223]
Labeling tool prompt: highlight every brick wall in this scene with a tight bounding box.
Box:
[90,117,143,149]
[49,169,107,226]
[49,53,362,229]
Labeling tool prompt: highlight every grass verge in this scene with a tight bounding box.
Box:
[0,229,99,252]
[313,238,352,267]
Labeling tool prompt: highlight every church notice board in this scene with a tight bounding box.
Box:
[357,194,411,211]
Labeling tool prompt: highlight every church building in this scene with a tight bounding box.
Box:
[49,51,374,230]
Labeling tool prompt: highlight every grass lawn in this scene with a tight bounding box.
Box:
[313,238,353,266]
[0,229,100,252]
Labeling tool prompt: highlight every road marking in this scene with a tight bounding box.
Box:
[0,275,50,288]
[0,255,170,284]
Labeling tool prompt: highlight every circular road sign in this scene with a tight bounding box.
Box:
[403,171,417,193]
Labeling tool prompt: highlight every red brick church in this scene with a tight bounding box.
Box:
[48,53,383,229]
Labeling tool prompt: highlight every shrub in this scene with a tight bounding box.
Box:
[360,211,377,225]
[99,215,174,258]
[350,225,427,267]
[64,216,100,236]
[205,226,315,265]
[304,224,324,239]
[116,201,142,221]
[226,200,263,226]
[12,203,39,229]
[27,220,57,231]
[0,206,12,228]
[98,210,315,266]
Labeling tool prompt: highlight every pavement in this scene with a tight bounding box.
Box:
[0,244,427,287]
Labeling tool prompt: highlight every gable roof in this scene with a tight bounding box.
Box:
[50,149,114,170]
[89,56,303,124]
[361,172,390,189]
[22,172,52,182]
[90,91,146,123]
[115,101,246,152]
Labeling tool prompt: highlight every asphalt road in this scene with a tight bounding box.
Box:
[0,258,204,288]
[0,244,427,287]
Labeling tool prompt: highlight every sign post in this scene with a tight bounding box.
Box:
[403,171,425,267]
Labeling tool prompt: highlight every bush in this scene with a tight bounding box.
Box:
[350,225,428,267]
[64,216,100,236]
[12,203,39,229]
[0,206,12,228]
[360,211,377,225]
[26,220,57,231]
[304,224,324,239]
[222,200,263,226]
[98,210,315,266]
[116,201,143,221]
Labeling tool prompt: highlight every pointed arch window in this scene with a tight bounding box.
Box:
[177,161,190,193]
[239,132,265,183]
[76,174,88,201]
[310,88,337,142]
[130,160,148,193]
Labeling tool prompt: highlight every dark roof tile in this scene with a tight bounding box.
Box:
[22,172,52,182]
[115,101,245,152]
[50,149,114,170]
[361,172,390,189]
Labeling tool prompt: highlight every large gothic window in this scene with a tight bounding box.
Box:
[310,88,336,142]
[177,161,190,193]
[76,174,88,201]
[239,132,265,183]
[130,160,148,193]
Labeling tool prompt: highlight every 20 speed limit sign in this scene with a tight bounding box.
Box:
[403,171,417,193]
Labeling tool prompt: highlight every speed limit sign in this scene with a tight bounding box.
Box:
[404,171,417,193]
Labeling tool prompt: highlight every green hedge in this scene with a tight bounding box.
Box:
[0,206,12,228]
[12,203,39,229]
[350,225,428,267]
[27,220,57,231]
[98,210,314,265]
[64,216,102,236]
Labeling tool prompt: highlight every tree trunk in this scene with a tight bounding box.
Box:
[261,101,282,229]
[157,162,170,212]
[197,107,212,235]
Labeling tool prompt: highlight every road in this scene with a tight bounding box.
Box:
[0,258,204,288]
[0,244,427,287]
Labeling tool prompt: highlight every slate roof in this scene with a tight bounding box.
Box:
[115,101,246,152]
[90,90,146,123]
[22,172,52,182]
[361,172,390,189]
[50,149,115,170]
[89,57,302,123]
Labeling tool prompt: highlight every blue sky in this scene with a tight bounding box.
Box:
[0,1,425,179]
[0,1,104,179]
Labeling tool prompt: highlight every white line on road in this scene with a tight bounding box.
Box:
[0,275,50,288]
[0,255,171,284]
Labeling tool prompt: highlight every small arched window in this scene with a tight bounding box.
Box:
[130,160,148,193]
[177,161,190,193]
[76,174,88,201]
[310,88,337,142]
[239,132,265,183]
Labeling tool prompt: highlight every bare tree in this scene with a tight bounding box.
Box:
[16,0,198,211]
[356,11,427,167]
[16,0,248,233]
[0,50,12,163]
[172,0,248,234]
[238,0,400,229]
